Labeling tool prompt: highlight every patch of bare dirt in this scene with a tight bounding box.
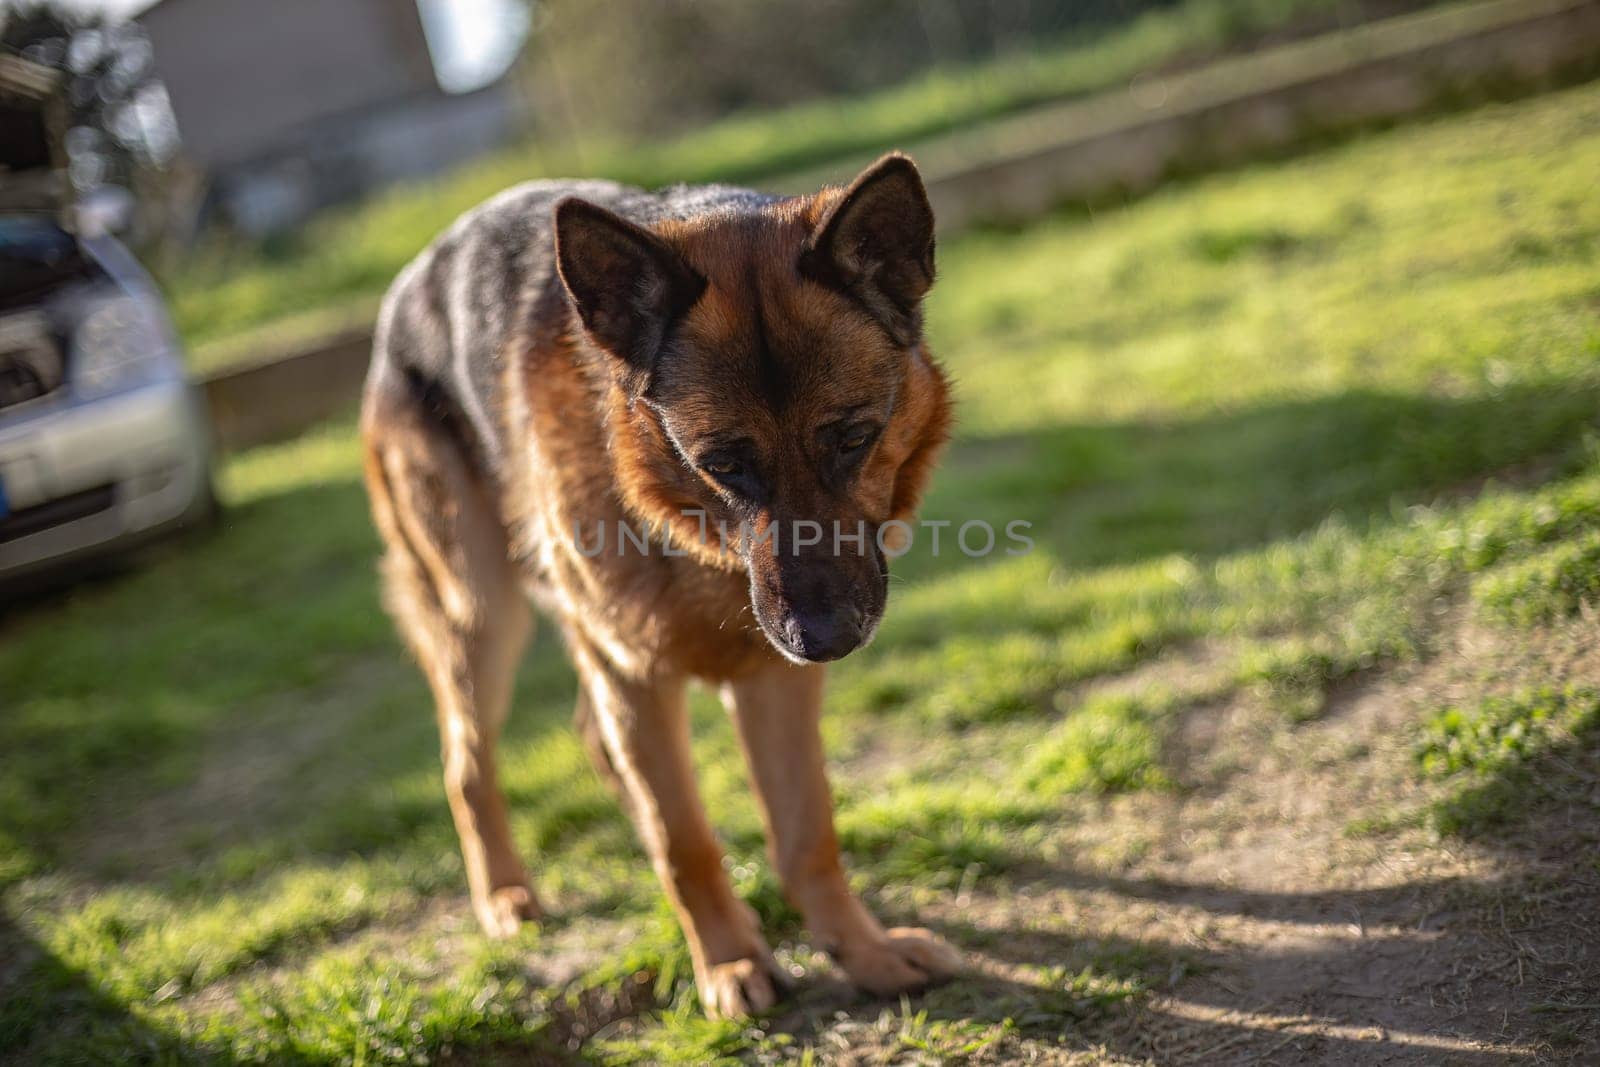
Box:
[769,615,1600,1064]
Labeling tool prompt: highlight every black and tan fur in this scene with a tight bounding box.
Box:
[360,154,956,1018]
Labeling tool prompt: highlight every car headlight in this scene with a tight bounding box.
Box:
[72,294,173,397]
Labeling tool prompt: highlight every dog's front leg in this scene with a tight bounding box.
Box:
[724,661,962,997]
[573,645,786,1019]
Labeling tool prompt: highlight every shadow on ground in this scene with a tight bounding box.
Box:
[913,382,1600,577]
[799,694,1599,1062]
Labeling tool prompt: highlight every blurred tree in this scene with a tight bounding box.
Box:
[523,0,1182,139]
[0,1,176,196]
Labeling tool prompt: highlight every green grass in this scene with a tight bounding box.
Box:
[1417,686,1600,836]
[165,0,1436,370]
[5,80,1600,1062]
[1473,530,1600,625]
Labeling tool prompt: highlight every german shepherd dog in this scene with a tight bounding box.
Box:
[360,154,957,1018]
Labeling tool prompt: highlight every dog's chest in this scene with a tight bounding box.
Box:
[527,531,773,679]
[510,408,770,680]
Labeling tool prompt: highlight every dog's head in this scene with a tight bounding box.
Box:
[555,154,952,663]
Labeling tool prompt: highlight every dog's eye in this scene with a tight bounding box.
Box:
[703,459,740,477]
[839,430,872,453]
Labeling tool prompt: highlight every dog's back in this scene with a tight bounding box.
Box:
[365,180,774,481]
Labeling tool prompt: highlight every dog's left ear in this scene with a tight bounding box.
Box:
[555,198,706,396]
[801,153,936,346]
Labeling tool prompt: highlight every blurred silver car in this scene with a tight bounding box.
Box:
[0,212,215,586]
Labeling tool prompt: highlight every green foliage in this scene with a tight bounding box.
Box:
[594,1000,752,1066]
[1026,694,1173,793]
[525,0,1191,139]
[1473,529,1600,625]
[1417,687,1600,836]
[1416,687,1591,779]
[230,947,548,1065]
[1187,223,1330,263]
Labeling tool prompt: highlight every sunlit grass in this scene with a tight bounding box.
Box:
[1417,686,1600,836]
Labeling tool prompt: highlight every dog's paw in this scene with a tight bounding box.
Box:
[475,884,543,939]
[835,927,962,997]
[699,953,789,1020]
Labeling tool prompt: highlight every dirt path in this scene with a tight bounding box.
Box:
[747,617,1600,1064]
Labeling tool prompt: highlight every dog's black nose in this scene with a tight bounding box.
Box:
[782,604,865,662]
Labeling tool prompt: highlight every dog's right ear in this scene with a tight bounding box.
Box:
[801,153,935,347]
[554,198,705,395]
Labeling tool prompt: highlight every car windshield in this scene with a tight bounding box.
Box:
[0,215,95,309]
